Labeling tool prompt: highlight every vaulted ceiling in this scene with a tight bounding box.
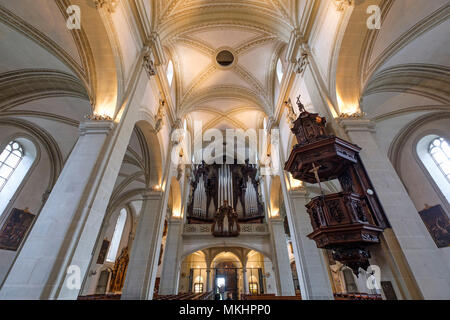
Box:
[155,0,297,130]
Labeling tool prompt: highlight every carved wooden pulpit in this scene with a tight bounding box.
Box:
[285,96,389,275]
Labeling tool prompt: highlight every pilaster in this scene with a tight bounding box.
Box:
[0,119,117,300]
[121,191,165,300]
[339,118,450,299]
[158,218,183,295]
[268,217,296,296]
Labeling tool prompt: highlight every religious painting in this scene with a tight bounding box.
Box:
[96,239,110,264]
[381,281,398,300]
[158,243,164,266]
[0,208,35,251]
[418,205,450,248]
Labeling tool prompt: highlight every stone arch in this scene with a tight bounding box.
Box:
[388,112,450,212]
[211,251,243,269]
[70,0,121,117]
[0,118,63,192]
[135,120,163,188]
[0,135,40,218]
[182,243,272,262]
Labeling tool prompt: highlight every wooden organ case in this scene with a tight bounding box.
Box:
[285,97,389,274]
[186,160,265,233]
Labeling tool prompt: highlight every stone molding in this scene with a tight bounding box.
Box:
[79,119,115,135]
[338,118,376,133]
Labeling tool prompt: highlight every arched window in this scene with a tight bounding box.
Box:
[167,60,174,86]
[106,208,127,262]
[417,135,450,204]
[0,141,24,192]
[276,59,283,83]
[429,137,450,182]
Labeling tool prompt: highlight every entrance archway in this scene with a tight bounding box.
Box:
[179,247,274,300]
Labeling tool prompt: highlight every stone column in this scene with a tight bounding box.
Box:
[0,119,124,300]
[340,119,450,299]
[242,268,249,294]
[158,218,183,295]
[268,217,296,296]
[121,191,166,300]
[287,189,334,299]
[206,269,211,292]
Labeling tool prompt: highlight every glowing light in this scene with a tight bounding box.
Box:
[336,91,360,117]
[270,208,279,218]
[287,172,303,190]
[151,185,161,191]
[94,100,116,120]
[172,209,182,218]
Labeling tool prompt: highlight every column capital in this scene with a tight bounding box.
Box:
[168,217,182,224]
[269,216,284,224]
[337,118,376,134]
[79,119,115,136]
[289,188,308,199]
[142,190,163,200]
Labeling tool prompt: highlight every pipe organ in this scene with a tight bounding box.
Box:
[187,161,265,223]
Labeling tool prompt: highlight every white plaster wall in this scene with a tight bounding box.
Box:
[0,125,54,283]
[392,117,450,267]
[309,0,341,84]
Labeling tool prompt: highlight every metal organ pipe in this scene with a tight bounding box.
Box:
[245,177,257,216]
[218,164,233,206]
[193,175,206,217]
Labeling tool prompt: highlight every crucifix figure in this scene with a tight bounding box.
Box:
[296,95,306,113]
[309,162,324,195]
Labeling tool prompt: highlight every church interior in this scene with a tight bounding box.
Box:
[0,0,449,301]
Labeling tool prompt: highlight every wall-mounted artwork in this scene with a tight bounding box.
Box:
[0,208,35,251]
[97,239,110,264]
[418,205,450,248]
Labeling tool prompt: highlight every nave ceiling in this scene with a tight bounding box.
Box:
[155,0,299,131]
[0,0,447,156]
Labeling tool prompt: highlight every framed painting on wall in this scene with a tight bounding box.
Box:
[0,208,35,251]
[97,239,110,264]
[418,204,450,248]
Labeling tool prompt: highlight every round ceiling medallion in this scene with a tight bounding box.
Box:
[216,50,235,67]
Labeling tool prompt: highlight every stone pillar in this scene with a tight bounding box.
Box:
[206,269,211,292]
[121,191,166,300]
[0,119,124,300]
[158,218,183,295]
[288,189,334,299]
[243,268,249,294]
[269,217,296,296]
[340,119,450,299]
